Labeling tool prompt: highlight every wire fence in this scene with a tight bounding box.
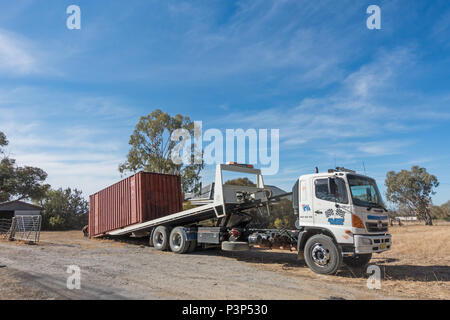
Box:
[0,215,41,243]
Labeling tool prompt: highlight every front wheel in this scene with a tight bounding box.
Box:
[344,254,372,268]
[304,234,342,275]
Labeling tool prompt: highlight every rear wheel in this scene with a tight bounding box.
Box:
[344,254,372,268]
[169,227,190,254]
[304,234,342,275]
[153,226,171,251]
[148,230,154,247]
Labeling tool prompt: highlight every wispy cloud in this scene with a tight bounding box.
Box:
[211,45,449,199]
[222,47,417,145]
[318,140,414,159]
[128,0,362,87]
[0,30,37,74]
[0,86,137,197]
[0,29,39,75]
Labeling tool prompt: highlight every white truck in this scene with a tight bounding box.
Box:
[288,167,391,274]
[108,163,391,275]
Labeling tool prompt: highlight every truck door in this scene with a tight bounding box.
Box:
[312,177,349,228]
[299,179,314,225]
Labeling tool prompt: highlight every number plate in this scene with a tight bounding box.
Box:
[380,243,387,249]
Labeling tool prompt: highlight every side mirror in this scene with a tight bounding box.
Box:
[328,177,337,196]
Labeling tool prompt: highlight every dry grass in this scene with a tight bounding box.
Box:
[366,222,450,299]
[232,222,450,299]
[326,222,449,299]
[381,222,450,264]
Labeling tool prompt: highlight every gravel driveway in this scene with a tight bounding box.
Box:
[0,231,395,300]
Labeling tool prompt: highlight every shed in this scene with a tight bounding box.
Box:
[0,200,42,220]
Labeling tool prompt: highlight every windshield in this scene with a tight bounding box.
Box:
[347,174,384,208]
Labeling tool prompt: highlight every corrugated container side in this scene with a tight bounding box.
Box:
[139,173,183,222]
[89,172,182,237]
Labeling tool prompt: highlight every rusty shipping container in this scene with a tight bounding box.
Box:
[89,172,183,238]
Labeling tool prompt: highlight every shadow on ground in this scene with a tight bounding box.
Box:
[339,264,450,282]
[191,247,305,267]
[104,236,450,283]
[192,247,450,282]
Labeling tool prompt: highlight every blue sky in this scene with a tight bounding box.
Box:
[0,0,449,205]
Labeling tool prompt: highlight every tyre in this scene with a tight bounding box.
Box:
[221,241,250,252]
[304,234,342,275]
[148,230,154,247]
[344,253,372,268]
[187,240,197,252]
[169,227,190,254]
[153,226,171,251]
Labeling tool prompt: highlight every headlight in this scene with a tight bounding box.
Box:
[360,238,372,245]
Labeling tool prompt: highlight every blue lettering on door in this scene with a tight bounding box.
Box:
[328,218,344,225]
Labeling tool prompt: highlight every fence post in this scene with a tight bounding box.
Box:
[9,217,17,240]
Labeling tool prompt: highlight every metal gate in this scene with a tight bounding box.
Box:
[0,215,42,242]
[0,218,13,240]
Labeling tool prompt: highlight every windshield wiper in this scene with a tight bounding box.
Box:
[366,203,388,212]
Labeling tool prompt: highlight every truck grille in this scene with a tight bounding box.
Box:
[366,222,388,232]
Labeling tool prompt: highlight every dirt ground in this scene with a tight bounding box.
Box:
[0,223,449,300]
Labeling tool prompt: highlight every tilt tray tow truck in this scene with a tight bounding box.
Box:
[109,163,391,275]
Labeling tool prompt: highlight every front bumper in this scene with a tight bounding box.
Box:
[354,234,392,254]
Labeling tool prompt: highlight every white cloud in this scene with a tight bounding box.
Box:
[0,29,39,75]
[0,122,128,197]
[12,151,125,197]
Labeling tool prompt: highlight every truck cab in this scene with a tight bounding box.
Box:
[293,167,392,274]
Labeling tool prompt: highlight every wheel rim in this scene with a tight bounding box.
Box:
[311,243,330,267]
[155,232,164,246]
[172,233,182,250]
